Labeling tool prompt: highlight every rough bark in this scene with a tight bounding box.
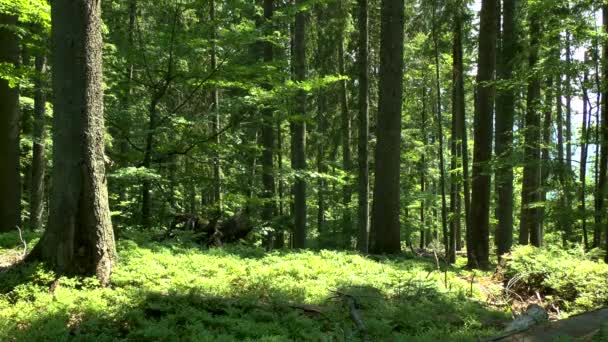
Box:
[520,12,542,247]
[356,0,370,253]
[469,0,498,269]
[292,0,307,248]
[30,54,47,230]
[494,0,516,258]
[370,0,405,254]
[0,14,21,232]
[29,0,116,285]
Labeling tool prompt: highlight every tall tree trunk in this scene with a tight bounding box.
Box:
[581,65,590,249]
[370,0,405,254]
[469,0,498,269]
[593,33,603,248]
[602,3,608,262]
[520,12,542,247]
[420,87,428,249]
[0,14,21,232]
[29,0,116,285]
[317,92,326,234]
[275,120,285,248]
[356,0,370,253]
[494,0,516,258]
[338,30,352,242]
[563,31,573,240]
[540,76,552,242]
[432,2,449,259]
[210,0,222,211]
[292,0,307,248]
[261,0,276,248]
[30,54,47,230]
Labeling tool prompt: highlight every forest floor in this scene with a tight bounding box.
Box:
[0,230,606,341]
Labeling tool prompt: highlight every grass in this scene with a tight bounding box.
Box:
[0,230,521,341]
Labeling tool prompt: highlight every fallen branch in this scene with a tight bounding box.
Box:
[331,290,369,342]
[16,226,27,257]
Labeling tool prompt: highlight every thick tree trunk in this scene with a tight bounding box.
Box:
[292,0,307,248]
[494,0,516,258]
[30,54,47,230]
[520,13,542,247]
[0,14,21,232]
[29,0,116,285]
[469,0,497,269]
[370,0,405,254]
[356,0,370,253]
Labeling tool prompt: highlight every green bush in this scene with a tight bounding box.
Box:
[502,245,608,313]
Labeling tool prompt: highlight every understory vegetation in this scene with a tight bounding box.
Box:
[1,230,606,341]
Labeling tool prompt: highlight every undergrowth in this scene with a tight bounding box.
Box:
[0,230,509,341]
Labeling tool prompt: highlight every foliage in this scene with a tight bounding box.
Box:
[501,245,608,314]
[0,231,507,341]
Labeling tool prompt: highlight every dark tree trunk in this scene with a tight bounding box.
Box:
[370,0,405,254]
[29,0,116,285]
[274,120,285,248]
[494,0,516,258]
[292,0,307,248]
[581,65,590,249]
[0,14,21,232]
[520,12,542,247]
[469,0,498,269]
[30,54,47,230]
[356,0,370,253]
[602,4,608,262]
[261,0,276,248]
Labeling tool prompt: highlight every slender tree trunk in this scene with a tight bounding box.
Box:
[601,4,608,262]
[317,92,327,234]
[420,87,428,250]
[370,0,405,254]
[29,0,116,285]
[432,2,449,259]
[581,66,590,249]
[356,0,370,253]
[210,0,222,211]
[594,34,603,248]
[261,0,276,248]
[563,31,573,240]
[292,0,307,248]
[0,14,21,232]
[30,54,47,230]
[540,76,553,242]
[494,0,516,258]
[338,31,352,241]
[469,0,498,269]
[275,120,285,248]
[520,12,542,247]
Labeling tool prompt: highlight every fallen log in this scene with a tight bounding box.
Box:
[487,308,608,341]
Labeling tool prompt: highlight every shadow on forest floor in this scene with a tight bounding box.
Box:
[0,230,509,341]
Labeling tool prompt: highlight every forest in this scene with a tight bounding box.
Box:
[1,0,608,340]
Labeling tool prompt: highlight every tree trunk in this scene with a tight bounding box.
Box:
[29,0,116,285]
[210,0,222,211]
[520,12,542,247]
[494,0,516,258]
[261,0,276,248]
[602,4,608,262]
[30,54,47,230]
[338,30,352,241]
[370,0,405,254]
[469,0,498,269]
[356,0,370,253]
[581,65,590,249]
[540,76,553,243]
[432,2,449,260]
[0,14,21,232]
[292,0,307,248]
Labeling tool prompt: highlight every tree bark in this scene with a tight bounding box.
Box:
[338,30,352,240]
[370,0,405,254]
[30,54,47,230]
[469,0,498,269]
[0,14,21,232]
[581,65,590,249]
[356,0,370,253]
[29,0,116,285]
[520,12,542,247]
[210,0,222,211]
[292,0,307,248]
[494,0,516,258]
[602,4,608,262]
[261,0,276,248]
